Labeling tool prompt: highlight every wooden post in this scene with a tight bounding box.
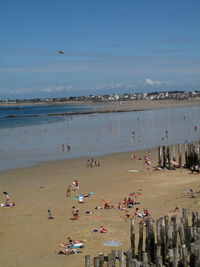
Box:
[162,146,166,168]
[126,250,132,267]
[94,257,100,267]
[171,216,178,248]
[130,219,135,258]
[143,252,149,267]
[85,255,90,267]
[182,209,189,247]
[118,250,125,267]
[180,245,188,267]
[99,253,104,267]
[168,248,174,266]
[194,240,200,266]
[147,218,155,263]
[111,250,116,266]
[167,146,171,168]
[173,247,179,267]
[172,144,176,161]
[190,243,195,266]
[178,223,186,246]
[178,144,182,167]
[107,253,113,267]
[168,224,173,250]
[138,220,144,261]
[158,146,162,167]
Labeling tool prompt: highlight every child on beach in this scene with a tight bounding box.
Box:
[71,206,80,220]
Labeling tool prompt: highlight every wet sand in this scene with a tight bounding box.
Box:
[0,148,199,266]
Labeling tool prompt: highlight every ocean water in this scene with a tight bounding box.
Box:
[0,104,199,171]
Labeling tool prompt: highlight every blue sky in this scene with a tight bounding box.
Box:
[0,0,200,99]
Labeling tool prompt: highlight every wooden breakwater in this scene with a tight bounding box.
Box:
[158,142,200,169]
[85,209,200,266]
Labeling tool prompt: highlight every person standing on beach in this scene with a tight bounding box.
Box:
[75,180,79,190]
[66,185,71,197]
[61,144,65,152]
[71,206,79,220]
[67,143,71,152]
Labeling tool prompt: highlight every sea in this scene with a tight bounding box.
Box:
[0,103,199,171]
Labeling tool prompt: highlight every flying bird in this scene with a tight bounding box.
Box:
[58,50,64,55]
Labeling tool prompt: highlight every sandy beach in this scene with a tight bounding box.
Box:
[0,147,199,267]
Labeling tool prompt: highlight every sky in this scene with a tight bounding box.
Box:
[0,0,200,99]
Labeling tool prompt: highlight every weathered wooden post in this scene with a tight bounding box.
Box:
[178,223,186,246]
[194,240,200,266]
[158,146,162,167]
[172,144,176,161]
[99,253,104,267]
[85,255,90,267]
[178,144,182,167]
[173,247,179,267]
[138,220,144,261]
[126,250,132,267]
[182,209,189,247]
[147,218,155,263]
[107,252,113,267]
[171,216,178,248]
[118,250,125,267]
[190,243,195,266]
[130,219,135,258]
[162,146,166,168]
[94,257,100,267]
[143,252,149,267]
[166,146,171,168]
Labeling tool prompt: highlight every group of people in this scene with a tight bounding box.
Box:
[61,143,71,152]
[118,197,138,209]
[58,237,85,255]
[66,180,80,197]
[86,158,100,168]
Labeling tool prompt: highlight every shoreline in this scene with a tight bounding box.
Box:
[2,99,200,119]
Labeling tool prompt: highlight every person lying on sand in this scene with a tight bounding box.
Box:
[104,202,114,209]
[92,226,108,233]
[0,202,15,207]
[57,248,81,255]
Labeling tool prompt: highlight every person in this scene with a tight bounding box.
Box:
[72,180,76,191]
[71,206,79,220]
[66,185,71,197]
[125,210,132,221]
[67,143,71,152]
[3,192,10,204]
[75,180,79,190]
[61,144,65,152]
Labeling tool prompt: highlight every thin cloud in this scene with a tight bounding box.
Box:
[156,38,199,43]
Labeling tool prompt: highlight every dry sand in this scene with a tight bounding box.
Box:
[0,148,199,267]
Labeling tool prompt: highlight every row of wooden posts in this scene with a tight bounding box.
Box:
[85,209,200,266]
[158,142,200,169]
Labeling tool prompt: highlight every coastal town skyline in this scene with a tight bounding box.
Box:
[1,0,200,99]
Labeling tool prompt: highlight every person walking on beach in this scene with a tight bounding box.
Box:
[75,180,79,190]
[67,143,71,152]
[61,144,65,152]
[66,185,71,197]
[72,180,76,191]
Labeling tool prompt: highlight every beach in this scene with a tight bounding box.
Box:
[0,147,199,267]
